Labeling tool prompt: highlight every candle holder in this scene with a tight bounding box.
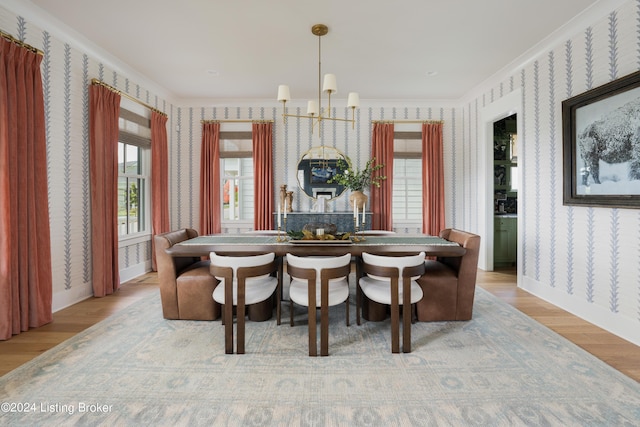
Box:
[276,217,288,242]
[352,217,362,242]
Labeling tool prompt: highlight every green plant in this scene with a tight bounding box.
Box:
[128,182,138,211]
[328,157,386,191]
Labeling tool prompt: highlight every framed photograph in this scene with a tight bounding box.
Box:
[562,70,640,208]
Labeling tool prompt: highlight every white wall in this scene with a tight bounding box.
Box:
[465,0,640,345]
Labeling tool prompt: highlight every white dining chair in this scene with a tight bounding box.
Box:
[285,253,352,356]
[210,252,279,354]
[358,252,425,353]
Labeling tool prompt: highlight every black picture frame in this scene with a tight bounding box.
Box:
[562,70,640,208]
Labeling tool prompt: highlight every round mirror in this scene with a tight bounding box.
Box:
[296,146,348,200]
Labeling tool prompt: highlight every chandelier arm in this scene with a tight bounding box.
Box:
[282,113,317,120]
[282,113,354,124]
[320,116,355,124]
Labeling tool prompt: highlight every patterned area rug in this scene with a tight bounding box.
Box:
[1,282,639,426]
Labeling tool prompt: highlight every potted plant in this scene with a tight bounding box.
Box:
[328,157,386,209]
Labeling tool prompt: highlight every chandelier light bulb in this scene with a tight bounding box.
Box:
[322,74,337,93]
[307,101,318,116]
[347,92,360,108]
[277,85,290,102]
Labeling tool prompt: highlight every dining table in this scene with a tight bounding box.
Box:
[165,233,466,324]
[165,233,466,258]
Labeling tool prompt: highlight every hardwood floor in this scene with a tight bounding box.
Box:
[477,268,640,382]
[0,274,158,377]
[1,269,639,381]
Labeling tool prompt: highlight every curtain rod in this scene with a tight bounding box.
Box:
[200,119,273,124]
[371,120,444,124]
[91,78,167,117]
[0,29,44,56]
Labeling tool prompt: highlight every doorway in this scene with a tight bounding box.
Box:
[479,88,522,280]
[492,115,518,270]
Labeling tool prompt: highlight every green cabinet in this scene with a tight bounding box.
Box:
[494,216,517,267]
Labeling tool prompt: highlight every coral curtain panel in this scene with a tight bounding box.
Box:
[89,84,121,297]
[0,39,53,340]
[422,122,445,236]
[200,122,221,235]
[151,111,170,270]
[370,123,394,231]
[252,122,273,230]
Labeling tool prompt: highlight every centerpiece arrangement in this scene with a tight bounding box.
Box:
[286,222,352,242]
[287,229,352,242]
[328,157,386,209]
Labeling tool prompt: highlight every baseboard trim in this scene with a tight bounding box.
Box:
[119,261,152,284]
[521,275,640,347]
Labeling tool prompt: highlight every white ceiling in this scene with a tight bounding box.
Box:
[26,0,601,101]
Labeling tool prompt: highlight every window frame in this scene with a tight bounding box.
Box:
[392,131,423,225]
[220,131,254,225]
[117,107,151,244]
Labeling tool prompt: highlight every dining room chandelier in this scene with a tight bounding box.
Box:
[277,24,359,135]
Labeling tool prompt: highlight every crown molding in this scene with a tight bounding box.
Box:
[1,0,175,103]
[461,0,630,105]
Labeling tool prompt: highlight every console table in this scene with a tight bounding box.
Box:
[273,212,372,232]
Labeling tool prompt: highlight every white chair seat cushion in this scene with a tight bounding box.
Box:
[212,276,277,306]
[210,252,274,282]
[210,252,277,306]
[361,252,425,282]
[359,276,424,305]
[289,277,350,307]
[285,253,351,308]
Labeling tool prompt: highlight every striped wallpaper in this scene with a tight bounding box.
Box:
[463,0,640,343]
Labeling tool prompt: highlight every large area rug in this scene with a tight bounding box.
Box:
[1,281,639,427]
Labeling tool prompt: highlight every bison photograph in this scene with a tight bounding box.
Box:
[575,88,640,195]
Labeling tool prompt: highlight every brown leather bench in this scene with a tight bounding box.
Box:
[416,228,481,321]
[155,228,274,322]
[155,228,221,320]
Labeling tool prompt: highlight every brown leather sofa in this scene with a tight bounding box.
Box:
[416,228,481,321]
[154,228,220,320]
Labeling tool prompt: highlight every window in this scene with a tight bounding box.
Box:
[220,132,253,222]
[393,157,422,221]
[392,133,423,223]
[117,108,151,238]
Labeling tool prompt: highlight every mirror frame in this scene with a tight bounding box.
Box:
[296,146,348,200]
